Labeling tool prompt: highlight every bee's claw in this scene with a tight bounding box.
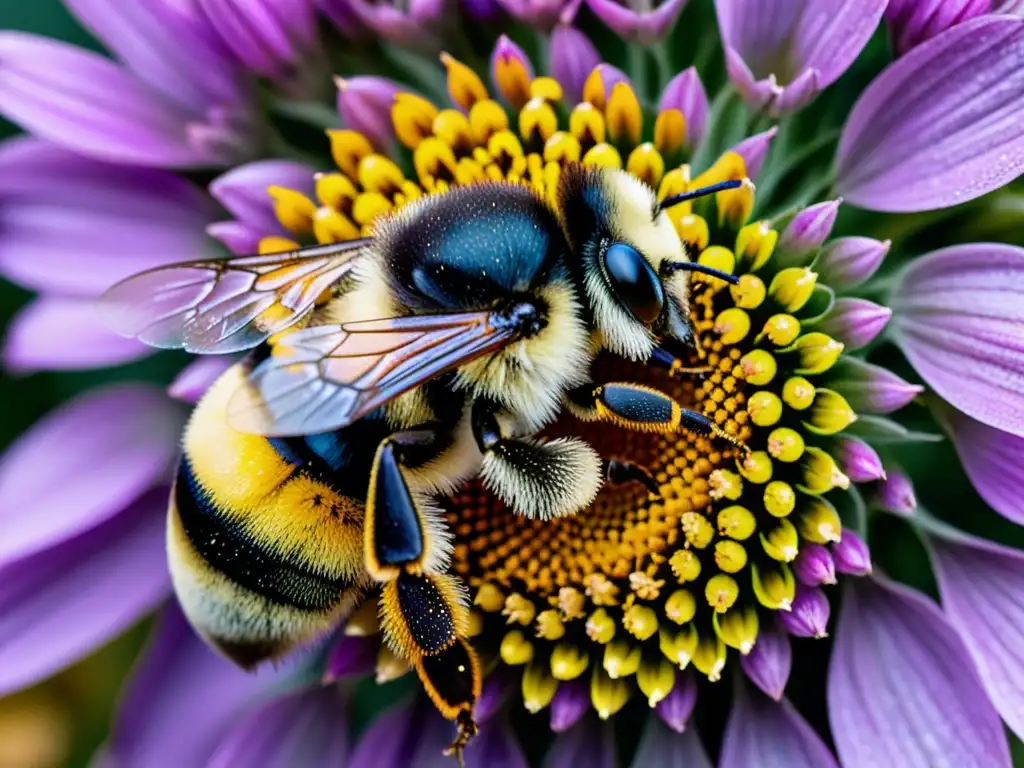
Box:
[443,710,477,767]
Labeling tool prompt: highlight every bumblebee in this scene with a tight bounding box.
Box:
[102,163,743,758]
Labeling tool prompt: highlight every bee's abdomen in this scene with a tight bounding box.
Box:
[174,459,348,612]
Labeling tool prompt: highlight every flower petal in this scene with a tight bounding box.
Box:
[740,623,792,700]
[65,0,247,112]
[657,66,709,151]
[348,701,418,768]
[207,687,349,767]
[885,0,991,56]
[210,159,316,233]
[109,603,292,767]
[0,385,183,566]
[549,24,601,103]
[630,718,712,768]
[585,0,689,44]
[167,356,235,403]
[3,297,152,373]
[543,717,615,768]
[941,406,1024,524]
[828,576,1010,767]
[464,718,527,768]
[836,16,1024,211]
[0,137,217,295]
[720,684,838,768]
[716,0,886,86]
[890,243,1024,435]
[0,33,224,167]
[0,488,169,695]
[930,533,1024,740]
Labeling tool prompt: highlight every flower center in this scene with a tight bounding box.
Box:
[258,51,862,723]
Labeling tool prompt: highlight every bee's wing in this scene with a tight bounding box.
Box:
[227,311,521,436]
[98,239,373,354]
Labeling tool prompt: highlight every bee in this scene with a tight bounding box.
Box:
[101,163,743,759]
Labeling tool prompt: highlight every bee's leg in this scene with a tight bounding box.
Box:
[604,458,660,496]
[649,345,712,377]
[365,433,481,754]
[566,382,748,453]
[472,400,602,520]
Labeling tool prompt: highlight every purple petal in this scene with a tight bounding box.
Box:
[657,66,709,151]
[0,488,169,695]
[585,0,689,44]
[831,530,873,576]
[475,668,514,723]
[831,358,924,414]
[792,544,837,587]
[941,406,1024,524]
[833,437,886,483]
[3,297,152,373]
[815,297,892,351]
[876,468,918,516]
[210,159,315,233]
[776,199,842,266]
[0,33,232,167]
[780,586,831,638]
[462,0,504,21]
[346,0,447,44]
[891,243,1024,435]
[207,220,265,254]
[168,356,235,403]
[828,576,1011,767]
[716,0,886,112]
[720,684,838,768]
[348,700,418,768]
[549,23,601,103]
[0,385,182,566]
[729,126,777,180]
[654,669,697,732]
[543,717,615,768]
[740,624,792,701]
[208,687,349,767]
[549,679,589,733]
[198,0,317,80]
[495,0,574,29]
[813,236,890,290]
[490,35,535,103]
[0,137,217,295]
[318,0,370,37]
[886,0,992,56]
[931,533,1024,740]
[630,719,712,768]
[65,0,248,112]
[337,76,402,150]
[463,718,527,768]
[110,603,293,767]
[836,16,1024,211]
[322,634,377,682]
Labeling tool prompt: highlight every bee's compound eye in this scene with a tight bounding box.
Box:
[602,243,664,325]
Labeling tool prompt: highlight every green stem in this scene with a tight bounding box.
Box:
[271,99,341,132]
[382,45,448,103]
[627,44,649,104]
[652,41,674,92]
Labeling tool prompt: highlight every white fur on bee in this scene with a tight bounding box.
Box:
[457,280,591,433]
[480,436,602,520]
[410,492,455,575]
[403,405,483,496]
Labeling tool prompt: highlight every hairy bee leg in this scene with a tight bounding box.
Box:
[472,400,602,520]
[604,458,660,496]
[568,382,748,452]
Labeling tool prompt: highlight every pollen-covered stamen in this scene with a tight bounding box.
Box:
[258,50,876,725]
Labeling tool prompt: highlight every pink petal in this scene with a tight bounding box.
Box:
[0,137,217,296]
[208,687,349,767]
[0,385,183,566]
[828,576,1010,767]
[0,33,225,167]
[167,356,235,403]
[939,404,1024,524]
[891,243,1024,435]
[0,489,169,695]
[720,684,838,768]
[3,297,152,373]
[836,16,1024,211]
[109,603,292,767]
[630,718,712,768]
[931,533,1024,740]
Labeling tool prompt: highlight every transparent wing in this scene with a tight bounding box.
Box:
[98,239,373,354]
[228,311,522,436]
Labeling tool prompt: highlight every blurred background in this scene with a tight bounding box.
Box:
[0,4,172,767]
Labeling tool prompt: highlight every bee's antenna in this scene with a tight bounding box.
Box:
[657,179,744,212]
[662,260,740,285]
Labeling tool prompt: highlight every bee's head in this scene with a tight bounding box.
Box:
[556,164,739,361]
